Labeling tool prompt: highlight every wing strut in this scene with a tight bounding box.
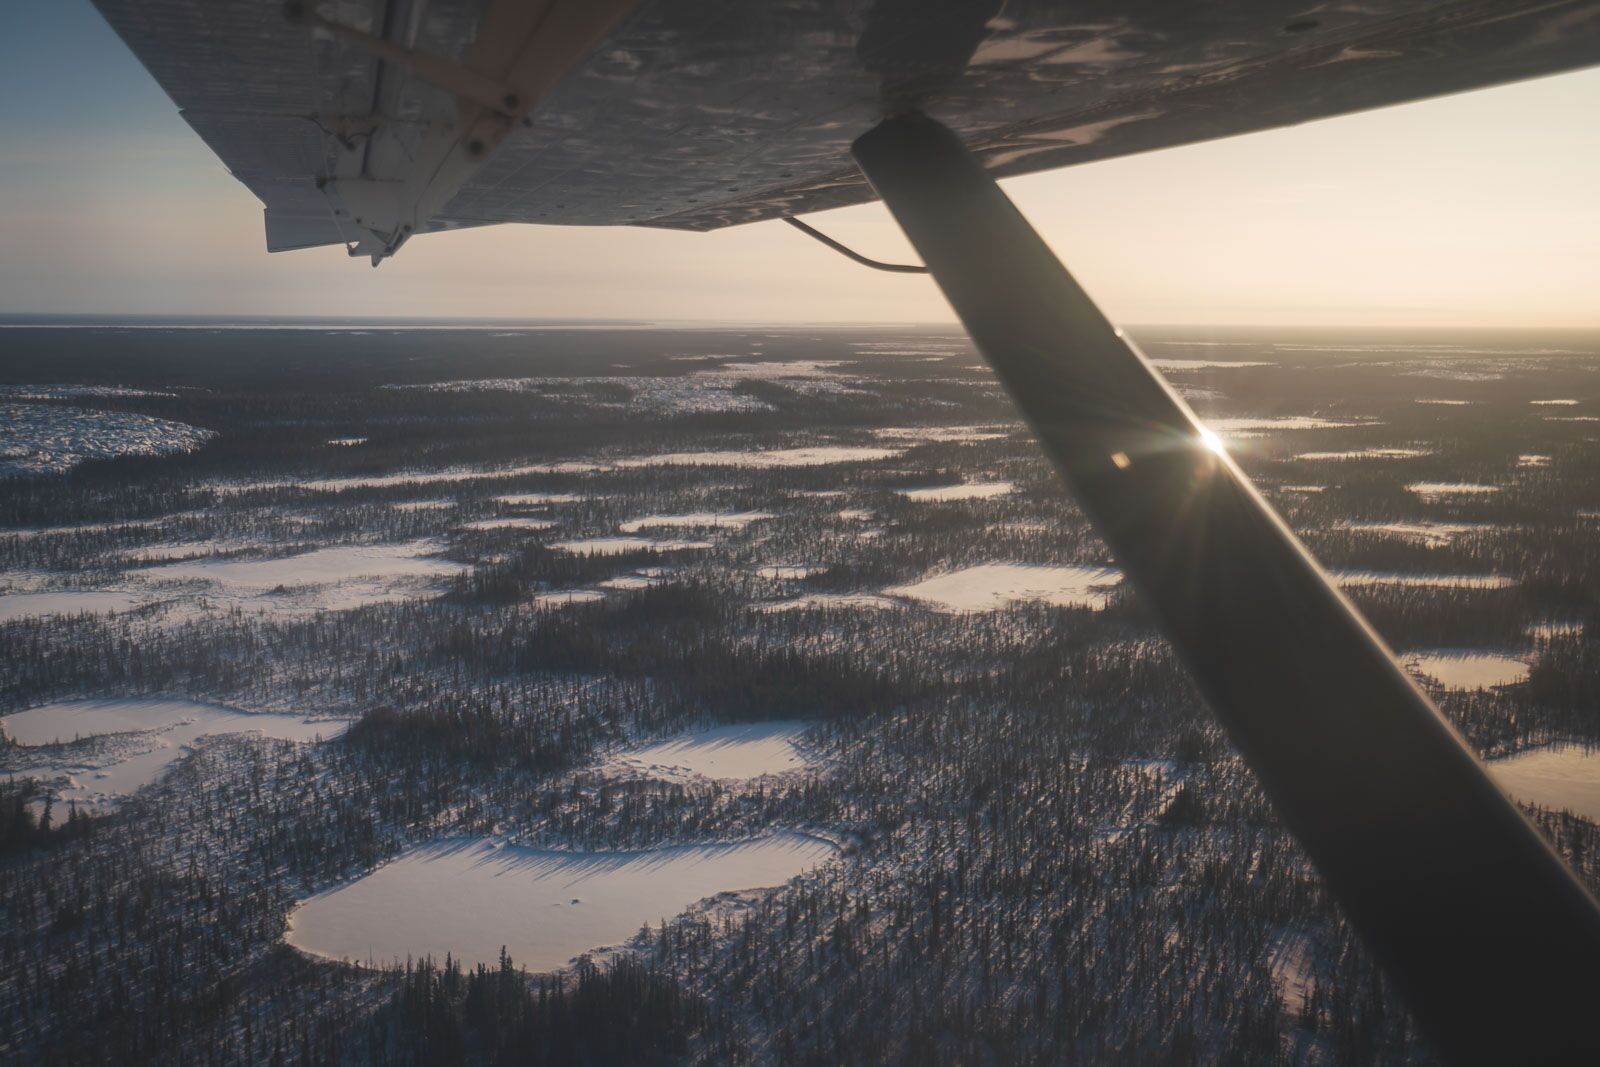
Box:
[852,113,1600,1065]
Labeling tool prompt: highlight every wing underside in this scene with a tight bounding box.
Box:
[93,0,1600,260]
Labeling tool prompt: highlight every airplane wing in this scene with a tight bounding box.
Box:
[93,0,1600,263]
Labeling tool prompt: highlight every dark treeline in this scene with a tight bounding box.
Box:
[350,953,709,1066]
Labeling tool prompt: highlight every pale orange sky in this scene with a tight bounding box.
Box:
[2,2,1597,328]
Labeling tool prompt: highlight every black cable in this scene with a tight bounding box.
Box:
[782,216,929,273]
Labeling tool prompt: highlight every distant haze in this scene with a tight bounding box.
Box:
[2,1,1597,328]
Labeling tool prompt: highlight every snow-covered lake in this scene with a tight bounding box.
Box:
[898,481,1014,502]
[885,563,1121,613]
[1488,746,1600,821]
[136,540,468,615]
[2,698,346,810]
[615,446,902,469]
[605,721,813,782]
[1404,651,1530,689]
[872,425,1010,443]
[286,833,838,972]
[0,589,145,623]
[1205,416,1365,439]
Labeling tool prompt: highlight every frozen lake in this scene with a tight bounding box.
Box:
[286,832,838,972]
[1404,651,1529,689]
[0,589,145,623]
[886,563,1122,613]
[1206,416,1365,439]
[141,541,463,588]
[606,721,813,782]
[615,446,902,469]
[1489,746,1600,821]
[898,481,1014,502]
[2,698,346,810]
[136,540,468,616]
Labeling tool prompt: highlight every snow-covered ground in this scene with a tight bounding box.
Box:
[618,511,775,533]
[1488,746,1600,822]
[615,446,903,469]
[604,722,814,783]
[1403,650,1529,689]
[285,833,838,972]
[2,698,346,811]
[1296,448,1430,461]
[460,517,557,531]
[551,537,711,556]
[756,593,899,613]
[1204,416,1367,439]
[897,481,1014,502]
[1333,571,1516,590]
[1406,482,1501,500]
[0,589,146,623]
[0,402,214,475]
[885,563,1122,613]
[1341,521,1489,547]
[136,540,468,616]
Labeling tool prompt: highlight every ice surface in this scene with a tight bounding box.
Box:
[871,425,1011,443]
[135,541,467,616]
[615,446,903,469]
[1403,651,1529,689]
[606,722,813,782]
[1148,359,1272,370]
[286,833,838,972]
[886,564,1122,613]
[1205,416,1365,439]
[1488,746,1600,821]
[0,403,214,476]
[898,481,1014,502]
[140,541,464,589]
[3,698,346,810]
[0,589,146,622]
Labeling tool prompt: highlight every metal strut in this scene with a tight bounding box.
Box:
[851,113,1600,1065]
[782,216,929,273]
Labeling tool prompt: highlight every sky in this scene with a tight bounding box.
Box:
[1,1,1597,328]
